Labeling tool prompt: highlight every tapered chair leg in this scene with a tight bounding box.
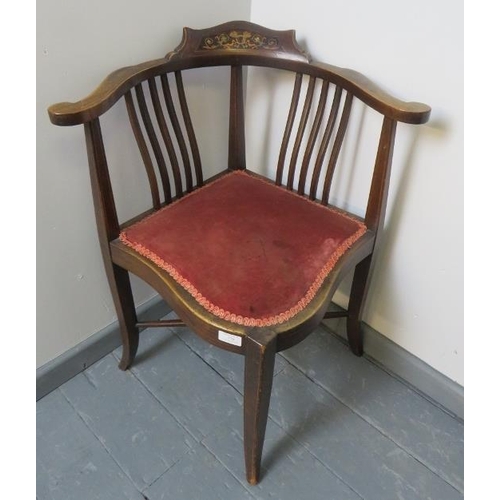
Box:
[346,255,372,356]
[244,329,277,485]
[108,264,139,370]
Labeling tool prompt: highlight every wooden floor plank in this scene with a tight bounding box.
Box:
[60,354,195,491]
[122,328,243,441]
[38,325,463,499]
[170,322,288,394]
[37,390,143,500]
[270,364,462,500]
[143,443,256,500]
[281,327,464,491]
[203,408,363,500]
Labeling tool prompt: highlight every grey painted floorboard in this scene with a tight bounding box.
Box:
[203,408,362,500]
[60,354,196,492]
[37,390,144,500]
[171,323,288,395]
[37,325,463,500]
[120,328,243,441]
[270,364,462,500]
[281,326,464,492]
[143,443,255,500]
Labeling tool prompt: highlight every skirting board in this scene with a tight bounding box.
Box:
[37,297,463,421]
[322,303,464,421]
[36,295,172,401]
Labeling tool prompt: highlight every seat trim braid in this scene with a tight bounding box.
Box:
[119,171,367,327]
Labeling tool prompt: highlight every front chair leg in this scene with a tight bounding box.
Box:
[346,255,372,356]
[107,264,139,370]
[244,328,277,485]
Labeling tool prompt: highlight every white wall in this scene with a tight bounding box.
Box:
[37,0,251,367]
[249,0,463,385]
[38,0,463,387]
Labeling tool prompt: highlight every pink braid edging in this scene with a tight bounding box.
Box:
[119,171,367,327]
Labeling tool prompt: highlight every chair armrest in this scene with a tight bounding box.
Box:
[47,58,167,126]
[313,62,431,124]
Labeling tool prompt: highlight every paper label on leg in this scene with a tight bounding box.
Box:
[218,330,242,347]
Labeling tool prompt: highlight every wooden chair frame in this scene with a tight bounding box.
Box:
[48,21,430,484]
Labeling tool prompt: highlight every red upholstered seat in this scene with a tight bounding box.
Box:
[119,171,366,326]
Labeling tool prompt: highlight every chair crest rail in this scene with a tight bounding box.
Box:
[48,22,429,127]
[166,20,310,63]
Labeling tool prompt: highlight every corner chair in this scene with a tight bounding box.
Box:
[48,21,431,484]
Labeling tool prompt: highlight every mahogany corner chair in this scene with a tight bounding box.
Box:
[48,21,430,485]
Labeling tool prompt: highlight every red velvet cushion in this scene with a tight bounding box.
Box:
[120,171,366,326]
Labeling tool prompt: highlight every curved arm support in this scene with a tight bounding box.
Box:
[48,58,430,128]
[48,58,167,126]
[313,62,431,124]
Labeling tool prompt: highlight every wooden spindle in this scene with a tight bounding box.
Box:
[175,71,203,186]
[228,65,246,170]
[135,83,171,203]
[309,86,342,200]
[298,79,329,195]
[160,74,193,192]
[321,92,353,204]
[276,73,303,185]
[287,76,316,189]
[125,90,161,210]
[148,78,183,198]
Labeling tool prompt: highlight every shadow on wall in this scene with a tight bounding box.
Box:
[219,62,448,345]
[361,118,449,325]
